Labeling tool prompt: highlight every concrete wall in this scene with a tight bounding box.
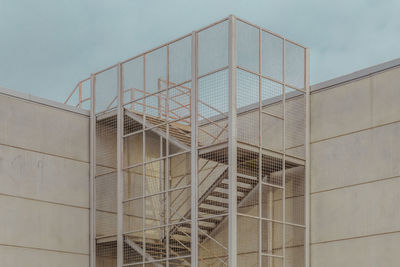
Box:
[0,90,90,267]
[310,65,400,267]
[2,57,399,267]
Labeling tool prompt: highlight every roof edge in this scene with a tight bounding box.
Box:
[311,57,400,92]
[0,86,90,116]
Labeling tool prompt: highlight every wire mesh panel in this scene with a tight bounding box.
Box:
[94,76,119,267]
[118,32,195,267]
[78,15,308,267]
[234,17,307,267]
[95,67,118,113]
[197,69,229,147]
[198,215,229,267]
[285,42,305,90]
[237,69,260,147]
[195,19,232,267]
[285,93,306,160]
[123,56,144,112]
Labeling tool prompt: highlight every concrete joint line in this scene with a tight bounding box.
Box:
[310,118,400,145]
[310,175,400,195]
[311,230,400,246]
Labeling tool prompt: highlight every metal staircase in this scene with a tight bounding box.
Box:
[65,15,308,267]
[94,108,301,266]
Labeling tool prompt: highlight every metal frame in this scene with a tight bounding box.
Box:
[304,48,311,267]
[190,30,199,267]
[117,63,124,266]
[89,74,96,267]
[227,14,238,267]
[72,15,309,267]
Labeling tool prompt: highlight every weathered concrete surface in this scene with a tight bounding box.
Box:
[0,92,90,265]
[311,232,400,267]
[0,245,89,267]
[371,67,400,125]
[0,94,89,162]
[311,177,400,243]
[311,66,400,142]
[0,145,89,208]
[0,195,89,254]
[311,77,372,142]
[311,122,400,193]
[96,257,117,267]
[310,65,400,267]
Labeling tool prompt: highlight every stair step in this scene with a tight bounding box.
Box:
[173,230,207,238]
[206,195,229,203]
[209,191,245,201]
[199,217,223,225]
[209,191,228,199]
[180,223,214,232]
[202,199,229,208]
[199,207,227,215]
[237,175,258,185]
[212,188,246,198]
[144,116,192,147]
[130,241,191,252]
[217,182,252,192]
[200,203,226,212]
[221,179,253,189]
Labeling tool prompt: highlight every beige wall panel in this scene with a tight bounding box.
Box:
[311,232,400,267]
[273,196,305,226]
[371,67,400,125]
[311,122,400,193]
[237,111,260,147]
[96,256,117,267]
[310,78,372,142]
[311,177,400,243]
[311,67,400,143]
[285,246,304,267]
[261,114,283,151]
[124,133,142,167]
[0,245,88,267]
[0,195,89,254]
[273,247,304,267]
[96,211,117,237]
[0,95,89,161]
[237,252,258,267]
[237,215,259,253]
[285,95,306,154]
[0,145,89,208]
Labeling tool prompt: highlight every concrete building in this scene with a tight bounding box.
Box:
[0,16,399,267]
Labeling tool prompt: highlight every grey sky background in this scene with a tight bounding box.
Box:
[0,0,399,102]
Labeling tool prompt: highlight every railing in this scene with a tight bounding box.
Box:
[64,78,91,108]
[65,78,229,146]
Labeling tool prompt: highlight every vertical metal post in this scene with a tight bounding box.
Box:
[79,83,83,108]
[117,63,124,267]
[89,74,96,267]
[304,48,311,267]
[267,191,273,263]
[131,83,135,112]
[158,78,162,119]
[165,45,170,267]
[282,39,286,267]
[257,26,262,267]
[190,31,199,267]
[142,55,147,267]
[228,15,238,267]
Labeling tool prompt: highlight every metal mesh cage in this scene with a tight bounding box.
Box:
[68,15,308,267]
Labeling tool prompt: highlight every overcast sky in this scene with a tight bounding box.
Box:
[0,0,399,102]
